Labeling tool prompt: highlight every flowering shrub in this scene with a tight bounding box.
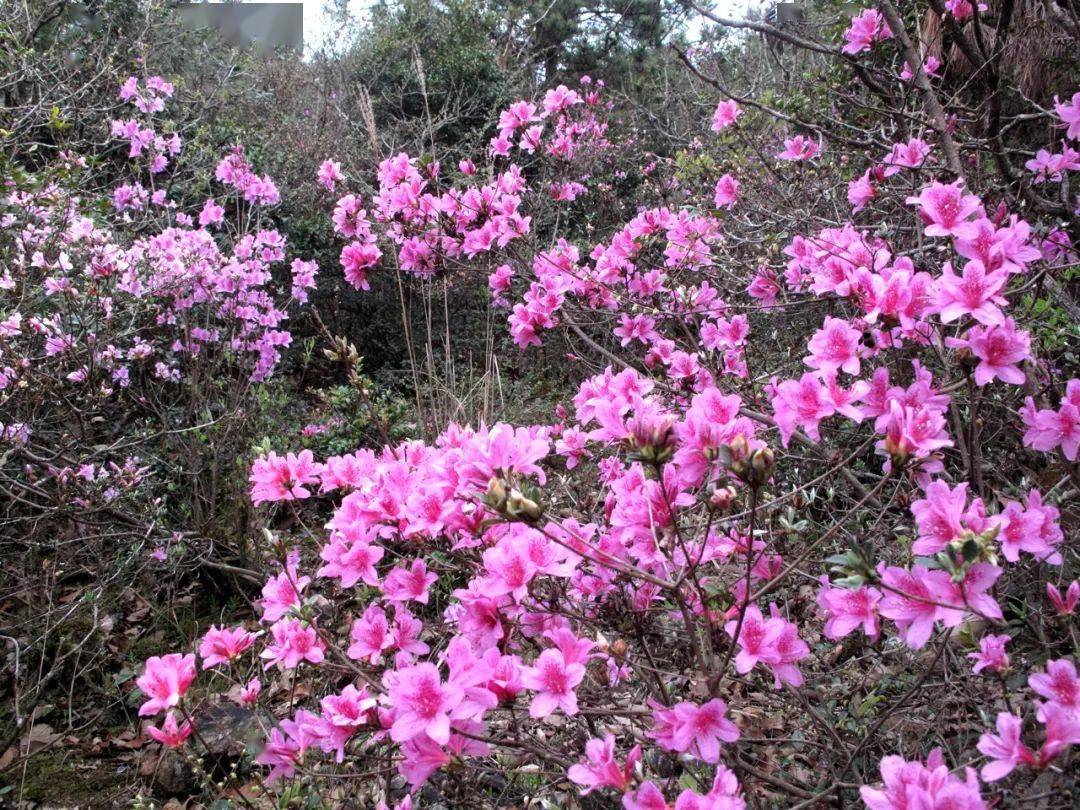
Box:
[125,3,1080,800]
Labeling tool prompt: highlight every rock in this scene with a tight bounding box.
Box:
[190,704,270,762]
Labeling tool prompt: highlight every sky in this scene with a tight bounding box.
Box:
[190,1,762,54]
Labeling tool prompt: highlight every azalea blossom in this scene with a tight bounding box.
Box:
[146,711,193,748]
[521,648,585,718]
[968,634,1010,674]
[136,653,196,717]
[711,99,742,131]
[199,625,257,668]
[842,9,892,55]
[648,698,740,763]
[777,134,820,161]
[907,181,982,240]
[566,733,641,795]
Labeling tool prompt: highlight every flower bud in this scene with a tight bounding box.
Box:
[709,486,738,511]
[484,476,507,510]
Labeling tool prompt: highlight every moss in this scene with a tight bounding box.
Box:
[5,750,130,804]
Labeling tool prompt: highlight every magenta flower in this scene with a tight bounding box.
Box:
[771,372,837,445]
[817,577,882,640]
[910,480,987,555]
[711,99,742,131]
[259,618,326,670]
[1054,91,1080,140]
[713,173,739,209]
[998,489,1063,564]
[649,699,740,763]
[724,604,809,688]
[386,662,465,744]
[1021,380,1080,461]
[347,605,394,664]
[1029,659,1080,714]
[947,318,1030,385]
[146,711,193,748]
[316,685,377,762]
[860,748,986,809]
[381,558,438,605]
[136,653,196,717]
[198,625,257,668]
[777,134,821,161]
[935,260,1009,325]
[317,532,384,588]
[317,159,344,192]
[906,181,982,240]
[249,449,323,505]
[978,712,1036,781]
[842,9,892,55]
[805,316,864,376]
[882,138,931,176]
[967,634,1010,674]
[566,733,641,795]
[1047,580,1079,616]
[521,648,586,718]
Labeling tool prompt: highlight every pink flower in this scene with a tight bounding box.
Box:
[566,734,641,795]
[777,134,820,161]
[711,99,742,131]
[998,489,1063,564]
[771,372,838,445]
[978,712,1035,781]
[317,685,377,762]
[967,634,1010,674]
[1024,144,1080,183]
[945,0,987,22]
[136,654,196,717]
[724,604,809,688]
[1029,659,1080,714]
[674,765,746,810]
[258,553,310,622]
[317,532,384,587]
[842,9,892,55]
[386,662,465,744]
[146,711,193,748]
[1021,381,1080,461]
[347,605,394,664]
[381,558,438,605]
[1054,91,1080,140]
[882,138,931,176]
[910,480,987,555]
[1047,580,1079,616]
[849,169,877,212]
[198,625,257,668]
[947,318,1030,385]
[713,173,739,209]
[1038,701,1080,761]
[907,181,982,240]
[806,317,863,375]
[649,699,740,763]
[817,577,881,640]
[624,781,670,810]
[256,719,305,783]
[935,260,1009,326]
[614,313,658,347]
[860,749,986,809]
[521,648,586,718]
[878,565,948,649]
[901,56,941,82]
[249,450,322,505]
[234,678,261,706]
[198,198,224,228]
[317,159,344,192]
[260,618,326,670]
